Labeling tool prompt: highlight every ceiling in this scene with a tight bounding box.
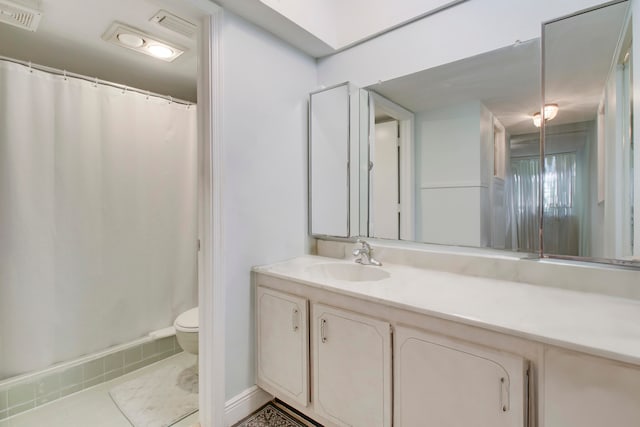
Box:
[544,1,630,126]
[0,0,628,112]
[369,1,629,137]
[371,40,542,136]
[213,0,465,57]
[0,0,207,102]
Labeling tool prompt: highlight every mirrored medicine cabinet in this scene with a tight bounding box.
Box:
[309,0,639,267]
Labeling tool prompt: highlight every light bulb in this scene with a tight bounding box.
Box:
[532,104,559,127]
[147,44,174,59]
[117,33,144,48]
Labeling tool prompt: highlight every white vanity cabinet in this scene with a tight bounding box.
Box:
[394,326,527,427]
[256,286,309,406]
[312,304,392,427]
[543,348,640,427]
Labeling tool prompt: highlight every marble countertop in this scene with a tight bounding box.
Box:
[253,255,640,366]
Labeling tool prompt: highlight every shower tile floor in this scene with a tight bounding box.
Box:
[0,353,199,427]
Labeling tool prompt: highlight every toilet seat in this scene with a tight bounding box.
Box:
[174,307,198,333]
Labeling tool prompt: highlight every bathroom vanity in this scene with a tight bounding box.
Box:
[253,254,640,427]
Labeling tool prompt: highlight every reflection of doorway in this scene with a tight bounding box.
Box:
[371,120,399,238]
[368,92,415,240]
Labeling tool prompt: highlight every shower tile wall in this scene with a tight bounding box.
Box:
[0,336,181,421]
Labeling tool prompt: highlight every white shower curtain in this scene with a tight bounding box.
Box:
[0,60,198,379]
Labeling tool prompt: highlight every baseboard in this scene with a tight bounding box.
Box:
[224,385,273,426]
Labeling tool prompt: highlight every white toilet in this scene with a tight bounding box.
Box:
[174,307,199,360]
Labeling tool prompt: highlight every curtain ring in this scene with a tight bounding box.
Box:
[168,96,173,104]
[93,77,98,87]
[146,91,150,100]
[63,70,67,81]
[122,86,127,95]
[28,61,33,73]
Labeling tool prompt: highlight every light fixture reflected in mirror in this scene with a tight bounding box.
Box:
[532,104,559,127]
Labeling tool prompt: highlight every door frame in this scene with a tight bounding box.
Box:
[179,0,225,425]
[369,92,416,241]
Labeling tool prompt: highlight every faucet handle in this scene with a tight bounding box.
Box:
[356,238,370,250]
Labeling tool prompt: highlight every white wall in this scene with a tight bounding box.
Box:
[332,0,457,49]
[417,102,482,186]
[317,0,606,88]
[221,11,316,399]
[259,0,336,46]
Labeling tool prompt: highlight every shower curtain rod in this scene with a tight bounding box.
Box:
[0,56,194,106]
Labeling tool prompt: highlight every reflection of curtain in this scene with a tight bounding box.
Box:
[543,153,578,255]
[511,153,579,255]
[511,158,540,252]
[0,60,198,379]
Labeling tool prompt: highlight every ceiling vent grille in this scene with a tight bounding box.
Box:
[150,10,197,39]
[0,0,42,32]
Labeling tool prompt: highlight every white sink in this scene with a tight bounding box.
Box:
[306,263,390,282]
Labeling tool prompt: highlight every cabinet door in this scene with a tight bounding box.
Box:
[544,348,640,427]
[395,326,527,427]
[312,304,392,427]
[257,286,309,406]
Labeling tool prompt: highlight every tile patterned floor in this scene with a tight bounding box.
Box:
[1,354,319,427]
[0,353,199,427]
[232,403,309,427]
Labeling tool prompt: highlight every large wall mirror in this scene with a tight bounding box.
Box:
[543,0,638,262]
[360,39,542,254]
[308,0,640,267]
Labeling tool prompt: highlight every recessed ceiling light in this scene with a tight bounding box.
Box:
[117,33,144,48]
[147,44,174,59]
[102,22,185,62]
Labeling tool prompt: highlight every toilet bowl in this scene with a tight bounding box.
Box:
[174,307,198,357]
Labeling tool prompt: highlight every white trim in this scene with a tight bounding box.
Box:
[398,118,415,241]
[196,7,225,427]
[370,92,413,120]
[224,386,274,426]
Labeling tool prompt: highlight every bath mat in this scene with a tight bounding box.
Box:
[232,402,310,427]
[109,355,198,427]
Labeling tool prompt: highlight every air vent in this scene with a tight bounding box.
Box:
[150,10,197,39]
[0,0,42,31]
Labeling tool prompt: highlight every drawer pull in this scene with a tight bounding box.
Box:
[321,318,327,343]
[292,308,299,332]
[500,376,510,412]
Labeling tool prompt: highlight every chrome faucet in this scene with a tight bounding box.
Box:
[352,239,382,266]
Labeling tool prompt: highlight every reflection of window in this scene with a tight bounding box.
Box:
[510,152,577,253]
[511,152,577,212]
[543,152,576,211]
